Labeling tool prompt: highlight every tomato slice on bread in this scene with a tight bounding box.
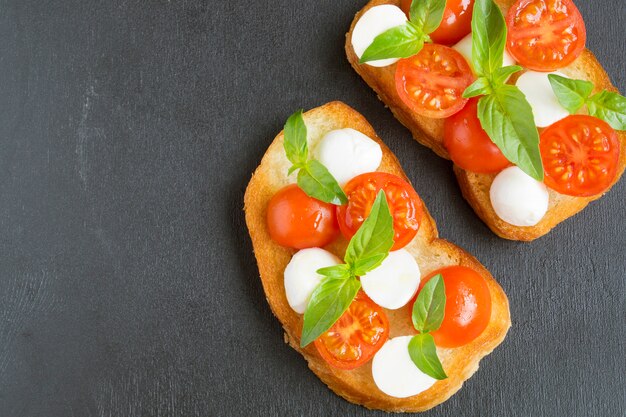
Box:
[314,292,389,370]
[540,115,620,197]
[400,0,474,45]
[506,0,586,71]
[395,44,474,119]
[443,98,511,174]
[412,266,492,348]
[267,184,339,249]
[337,172,423,251]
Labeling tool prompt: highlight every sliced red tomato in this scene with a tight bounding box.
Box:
[337,172,423,251]
[413,266,492,348]
[395,44,474,119]
[540,115,620,197]
[506,0,586,71]
[400,0,474,45]
[314,292,389,370]
[443,98,511,173]
[266,184,339,249]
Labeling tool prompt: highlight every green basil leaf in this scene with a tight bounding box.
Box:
[300,276,361,347]
[478,85,544,180]
[463,77,492,99]
[587,90,626,131]
[492,65,523,86]
[408,333,447,380]
[548,74,594,114]
[287,163,305,176]
[316,264,351,279]
[412,274,446,333]
[410,0,446,34]
[297,160,348,205]
[352,254,389,278]
[344,190,394,276]
[283,110,308,166]
[471,0,507,77]
[360,23,424,63]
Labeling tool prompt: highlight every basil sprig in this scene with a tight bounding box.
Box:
[360,0,446,63]
[462,0,543,181]
[408,274,447,380]
[548,75,626,130]
[300,191,394,347]
[283,111,347,205]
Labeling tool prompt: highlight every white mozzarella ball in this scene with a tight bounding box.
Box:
[490,166,549,227]
[351,5,408,67]
[315,128,383,186]
[360,250,421,310]
[284,248,341,314]
[372,336,437,398]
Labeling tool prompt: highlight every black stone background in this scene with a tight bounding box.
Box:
[0,1,624,416]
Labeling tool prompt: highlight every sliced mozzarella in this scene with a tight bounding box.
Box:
[360,250,420,310]
[490,166,549,227]
[372,336,437,398]
[351,5,408,68]
[314,128,383,186]
[453,33,516,73]
[516,71,570,128]
[284,248,341,314]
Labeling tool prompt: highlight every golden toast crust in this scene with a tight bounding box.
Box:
[244,102,511,412]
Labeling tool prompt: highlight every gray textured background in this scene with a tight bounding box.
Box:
[0,1,624,416]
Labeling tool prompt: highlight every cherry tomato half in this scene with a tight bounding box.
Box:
[337,172,423,251]
[400,0,474,45]
[540,115,620,197]
[443,98,511,173]
[395,44,474,119]
[413,266,492,348]
[314,292,389,370]
[506,0,586,72]
[266,184,339,249]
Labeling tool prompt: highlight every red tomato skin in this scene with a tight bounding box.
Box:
[266,184,339,249]
[414,266,492,348]
[540,115,620,197]
[443,98,511,173]
[400,0,474,45]
[395,44,474,119]
[505,0,586,72]
[314,292,389,370]
[336,172,423,251]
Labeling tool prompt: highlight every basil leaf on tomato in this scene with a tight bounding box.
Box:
[344,190,394,276]
[412,274,446,333]
[298,160,347,205]
[463,77,492,99]
[548,74,594,114]
[492,65,523,86]
[300,276,361,347]
[471,0,507,77]
[301,191,395,346]
[408,333,448,380]
[410,0,446,35]
[478,85,544,180]
[360,23,424,63]
[588,91,626,131]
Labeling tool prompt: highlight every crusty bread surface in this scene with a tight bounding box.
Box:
[346,0,626,241]
[244,102,511,412]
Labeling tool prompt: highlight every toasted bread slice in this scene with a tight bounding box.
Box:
[244,102,511,412]
[346,0,626,241]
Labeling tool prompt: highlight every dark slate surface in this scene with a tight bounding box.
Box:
[1,0,624,416]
